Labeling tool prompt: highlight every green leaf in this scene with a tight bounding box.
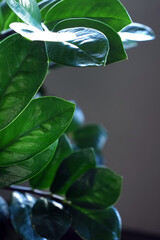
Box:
[6,0,42,29]
[66,167,122,209]
[0,196,9,223]
[30,134,73,190]
[31,198,71,239]
[47,27,109,67]
[50,148,96,195]
[122,40,138,50]
[0,97,75,166]
[65,103,85,133]
[0,142,58,188]
[54,18,127,65]
[45,0,132,32]
[120,22,155,42]
[71,206,121,240]
[0,34,48,130]
[39,0,61,19]
[73,124,108,151]
[3,11,20,30]
[0,0,12,31]
[10,192,46,240]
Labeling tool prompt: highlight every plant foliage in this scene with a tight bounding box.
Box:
[0,0,154,239]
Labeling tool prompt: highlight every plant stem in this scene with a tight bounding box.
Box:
[5,185,65,204]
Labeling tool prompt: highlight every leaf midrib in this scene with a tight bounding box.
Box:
[0,40,35,106]
[0,106,73,152]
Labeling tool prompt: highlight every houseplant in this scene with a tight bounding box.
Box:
[0,0,154,239]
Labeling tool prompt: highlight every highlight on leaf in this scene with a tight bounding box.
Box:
[9,22,76,41]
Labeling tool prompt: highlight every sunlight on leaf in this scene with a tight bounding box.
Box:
[10,22,76,41]
[119,22,155,41]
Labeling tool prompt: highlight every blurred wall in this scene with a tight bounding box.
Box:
[45,0,160,235]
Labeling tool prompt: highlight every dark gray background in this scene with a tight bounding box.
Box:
[45,0,160,235]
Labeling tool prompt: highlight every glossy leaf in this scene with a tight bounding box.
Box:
[0,196,9,222]
[0,97,75,166]
[0,142,58,188]
[47,27,109,67]
[10,191,46,240]
[0,34,48,130]
[119,22,155,42]
[54,18,127,65]
[73,124,108,151]
[71,206,121,240]
[65,103,85,133]
[6,0,42,29]
[50,148,96,195]
[45,0,132,32]
[31,198,71,239]
[67,167,122,209]
[30,134,73,190]
[122,40,138,50]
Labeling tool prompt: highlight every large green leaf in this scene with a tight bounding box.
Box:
[0,142,57,188]
[30,134,73,190]
[47,27,109,67]
[45,0,132,32]
[54,18,127,65]
[6,0,42,29]
[0,97,75,166]
[31,198,71,239]
[66,167,122,209]
[50,148,96,195]
[73,124,108,151]
[71,206,121,240]
[10,192,46,240]
[0,34,48,130]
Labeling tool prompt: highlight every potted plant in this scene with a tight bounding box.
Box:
[0,0,154,239]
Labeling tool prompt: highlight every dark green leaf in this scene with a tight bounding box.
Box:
[0,0,13,30]
[45,0,132,32]
[0,142,58,188]
[67,167,122,209]
[47,27,109,67]
[39,0,61,19]
[0,34,48,130]
[54,18,127,65]
[65,103,85,133]
[10,191,46,240]
[0,196,9,222]
[50,148,96,195]
[73,124,108,151]
[30,134,73,190]
[0,97,75,166]
[6,0,42,29]
[31,198,71,239]
[3,11,20,30]
[71,206,121,240]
